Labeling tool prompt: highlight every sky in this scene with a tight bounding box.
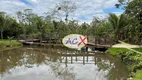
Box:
[0,0,124,23]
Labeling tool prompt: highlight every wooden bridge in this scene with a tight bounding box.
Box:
[18,36,113,51]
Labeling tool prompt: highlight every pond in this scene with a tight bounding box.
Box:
[0,46,129,80]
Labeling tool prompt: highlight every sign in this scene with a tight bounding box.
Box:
[62,34,88,49]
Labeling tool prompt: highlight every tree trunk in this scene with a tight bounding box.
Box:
[0,29,3,39]
[115,31,120,42]
[40,33,42,45]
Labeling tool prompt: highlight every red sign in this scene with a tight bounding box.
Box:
[78,36,88,47]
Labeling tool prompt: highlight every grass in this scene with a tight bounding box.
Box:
[132,48,142,52]
[133,70,142,80]
[0,40,22,51]
[106,48,129,56]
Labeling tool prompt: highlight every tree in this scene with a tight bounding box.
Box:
[3,18,22,38]
[34,16,48,44]
[90,17,102,36]
[116,0,142,24]
[48,0,76,23]
[0,12,12,39]
[16,11,26,39]
[115,0,142,44]
[108,13,129,41]
[57,0,76,23]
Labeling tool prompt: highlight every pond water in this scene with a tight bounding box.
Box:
[0,46,129,80]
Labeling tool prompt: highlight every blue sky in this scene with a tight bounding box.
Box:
[20,0,33,6]
[104,7,124,13]
[0,0,124,23]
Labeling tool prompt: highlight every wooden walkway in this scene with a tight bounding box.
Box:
[18,36,112,50]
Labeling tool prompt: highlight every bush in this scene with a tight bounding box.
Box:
[120,51,142,72]
[0,40,22,47]
[133,70,142,80]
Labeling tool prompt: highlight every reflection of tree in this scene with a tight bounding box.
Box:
[50,63,75,80]
[106,59,129,80]
[94,54,129,80]
[0,48,47,76]
[0,47,63,76]
[0,49,24,76]
[0,47,129,80]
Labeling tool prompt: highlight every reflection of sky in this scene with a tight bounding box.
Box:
[1,62,109,80]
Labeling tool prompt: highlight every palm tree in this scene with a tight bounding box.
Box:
[34,16,48,44]
[108,13,129,41]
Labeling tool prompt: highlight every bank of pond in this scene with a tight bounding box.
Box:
[0,40,142,80]
[0,40,22,51]
[107,48,142,80]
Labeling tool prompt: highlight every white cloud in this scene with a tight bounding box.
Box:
[0,0,123,23]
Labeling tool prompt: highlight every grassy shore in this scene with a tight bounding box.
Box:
[106,48,142,80]
[106,48,129,56]
[132,48,142,52]
[0,40,22,51]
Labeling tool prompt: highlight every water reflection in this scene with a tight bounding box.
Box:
[0,46,129,80]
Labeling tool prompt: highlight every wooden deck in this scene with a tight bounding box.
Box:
[18,35,113,51]
[18,40,111,53]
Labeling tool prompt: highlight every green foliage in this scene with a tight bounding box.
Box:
[0,12,22,39]
[108,13,129,41]
[133,70,142,80]
[107,48,142,80]
[3,20,22,38]
[0,40,22,47]
[120,51,142,71]
[7,36,14,41]
[115,0,142,44]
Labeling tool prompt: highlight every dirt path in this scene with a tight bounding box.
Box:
[112,41,142,54]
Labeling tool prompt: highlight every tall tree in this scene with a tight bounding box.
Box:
[34,16,48,44]
[0,12,12,39]
[57,0,76,23]
[16,11,26,38]
[48,0,76,23]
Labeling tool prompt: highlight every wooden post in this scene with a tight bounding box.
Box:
[65,51,68,67]
[110,36,112,47]
[56,32,58,44]
[95,36,97,47]
[104,36,107,45]
[87,52,88,62]
[71,53,73,64]
[94,55,96,65]
[49,49,51,61]
[60,50,62,63]
[83,53,85,65]
[76,51,77,62]
[85,47,88,52]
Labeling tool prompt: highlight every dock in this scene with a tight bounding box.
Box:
[18,39,112,53]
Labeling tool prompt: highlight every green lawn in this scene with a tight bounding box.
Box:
[106,48,130,56]
[133,70,142,80]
